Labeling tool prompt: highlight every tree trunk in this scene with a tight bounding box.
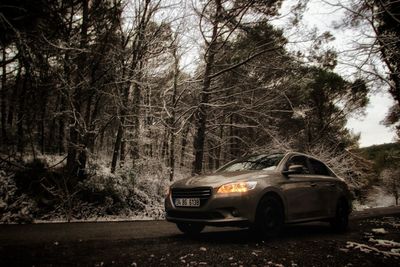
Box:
[111,117,124,173]
[40,99,46,154]
[118,85,130,167]
[229,115,237,159]
[180,123,190,168]
[1,47,7,143]
[66,0,89,177]
[17,61,30,154]
[120,135,126,165]
[131,69,142,168]
[192,0,221,175]
[168,51,179,181]
[207,140,214,171]
[58,93,66,155]
[7,64,21,127]
[169,132,175,181]
[161,129,169,162]
[215,125,223,169]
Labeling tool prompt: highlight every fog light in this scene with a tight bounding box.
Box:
[231,209,239,217]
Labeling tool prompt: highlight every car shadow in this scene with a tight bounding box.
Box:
[171,222,351,244]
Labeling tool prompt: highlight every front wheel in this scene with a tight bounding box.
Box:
[330,199,349,232]
[176,222,205,235]
[254,196,284,239]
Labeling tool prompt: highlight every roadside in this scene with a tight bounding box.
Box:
[0,206,399,244]
[0,206,399,266]
[351,206,400,220]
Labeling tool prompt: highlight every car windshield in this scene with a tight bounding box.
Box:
[217,153,285,173]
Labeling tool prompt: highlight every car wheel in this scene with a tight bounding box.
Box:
[255,196,284,239]
[176,222,205,235]
[330,199,349,232]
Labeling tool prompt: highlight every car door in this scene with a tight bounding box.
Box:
[308,158,338,218]
[281,155,322,221]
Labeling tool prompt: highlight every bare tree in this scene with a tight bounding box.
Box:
[110,0,181,173]
[328,0,400,135]
[192,0,284,174]
[380,168,400,205]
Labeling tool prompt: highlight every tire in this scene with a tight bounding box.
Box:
[330,199,349,233]
[254,196,284,239]
[176,222,205,235]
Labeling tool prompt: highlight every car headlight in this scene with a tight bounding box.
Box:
[217,181,257,194]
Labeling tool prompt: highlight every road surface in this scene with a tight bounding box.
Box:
[0,206,399,266]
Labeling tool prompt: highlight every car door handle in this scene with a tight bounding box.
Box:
[328,183,335,187]
[310,182,317,187]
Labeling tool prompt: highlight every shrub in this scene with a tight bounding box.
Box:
[0,170,38,223]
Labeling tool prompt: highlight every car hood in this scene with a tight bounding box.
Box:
[171,169,276,188]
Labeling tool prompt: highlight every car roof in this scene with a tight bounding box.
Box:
[285,151,324,162]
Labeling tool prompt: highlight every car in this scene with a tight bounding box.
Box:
[165,152,353,238]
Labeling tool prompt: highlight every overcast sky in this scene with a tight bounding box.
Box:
[275,0,397,147]
[347,93,395,147]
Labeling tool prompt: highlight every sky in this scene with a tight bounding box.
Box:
[274,0,397,147]
[347,93,395,147]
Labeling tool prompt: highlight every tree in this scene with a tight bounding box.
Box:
[0,0,372,182]
[286,67,368,150]
[110,0,157,173]
[381,168,400,205]
[192,0,284,174]
[65,0,123,177]
[201,21,291,164]
[109,1,176,173]
[196,19,368,169]
[330,0,400,137]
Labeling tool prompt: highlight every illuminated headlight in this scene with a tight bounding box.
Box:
[217,181,257,194]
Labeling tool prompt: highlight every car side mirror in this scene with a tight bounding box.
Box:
[282,164,305,176]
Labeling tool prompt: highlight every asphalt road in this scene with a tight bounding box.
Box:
[0,206,400,266]
[1,206,399,244]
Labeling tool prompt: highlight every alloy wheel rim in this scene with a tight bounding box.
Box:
[263,206,278,229]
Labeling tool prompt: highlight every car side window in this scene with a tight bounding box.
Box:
[309,158,331,176]
[286,155,310,174]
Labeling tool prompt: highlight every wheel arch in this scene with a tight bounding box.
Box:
[255,190,287,222]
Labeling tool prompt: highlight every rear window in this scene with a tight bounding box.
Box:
[309,158,331,176]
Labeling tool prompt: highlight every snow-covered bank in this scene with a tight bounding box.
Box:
[33,215,157,224]
[0,156,172,224]
[354,186,397,211]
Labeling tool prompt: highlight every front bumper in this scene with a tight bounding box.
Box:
[164,189,257,226]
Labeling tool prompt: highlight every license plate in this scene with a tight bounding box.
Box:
[174,198,200,207]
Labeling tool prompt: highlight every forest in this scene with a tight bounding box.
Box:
[0,0,399,222]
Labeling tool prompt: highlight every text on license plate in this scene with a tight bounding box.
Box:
[174,198,200,207]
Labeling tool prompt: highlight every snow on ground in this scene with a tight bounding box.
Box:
[368,238,400,248]
[365,217,400,230]
[344,216,400,259]
[371,228,389,234]
[3,154,398,222]
[353,186,396,211]
[34,214,155,224]
[345,241,400,258]
[352,201,371,211]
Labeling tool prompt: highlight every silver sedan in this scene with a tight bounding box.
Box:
[165,152,353,238]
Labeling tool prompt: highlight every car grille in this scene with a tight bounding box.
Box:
[171,187,212,207]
